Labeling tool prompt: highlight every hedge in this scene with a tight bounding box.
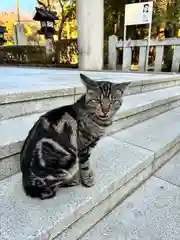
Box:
[0,45,46,64]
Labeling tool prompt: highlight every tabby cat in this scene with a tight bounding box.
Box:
[20,73,131,200]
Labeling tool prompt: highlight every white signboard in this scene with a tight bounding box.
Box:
[125,1,153,26]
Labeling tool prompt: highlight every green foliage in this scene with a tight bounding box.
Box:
[104,0,180,38]
[4,20,14,45]
[153,0,180,25]
[0,45,46,64]
[55,0,76,39]
[0,41,78,65]
[104,0,129,37]
[55,39,77,64]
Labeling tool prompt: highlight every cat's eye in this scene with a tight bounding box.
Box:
[111,99,118,103]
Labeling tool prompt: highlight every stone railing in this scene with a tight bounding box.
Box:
[108,35,180,72]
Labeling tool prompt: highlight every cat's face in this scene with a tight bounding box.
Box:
[80,74,131,120]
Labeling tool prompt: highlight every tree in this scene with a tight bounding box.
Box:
[52,0,77,64]
[55,0,76,40]
[104,0,180,40]
[104,0,128,38]
[24,24,43,45]
[4,21,14,45]
[153,0,180,38]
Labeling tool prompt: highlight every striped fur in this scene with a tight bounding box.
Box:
[20,74,131,200]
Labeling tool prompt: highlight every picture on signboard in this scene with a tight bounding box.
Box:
[125,1,153,26]
[142,3,149,22]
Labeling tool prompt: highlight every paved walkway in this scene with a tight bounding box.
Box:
[0,66,178,93]
[81,151,180,240]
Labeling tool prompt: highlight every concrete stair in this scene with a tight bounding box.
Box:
[0,67,180,240]
[80,151,180,240]
[1,108,180,240]
[1,70,180,120]
[1,86,180,180]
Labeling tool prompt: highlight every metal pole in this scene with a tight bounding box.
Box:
[16,0,20,23]
[15,0,20,46]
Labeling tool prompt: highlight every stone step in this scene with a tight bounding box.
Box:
[1,86,180,180]
[1,106,180,240]
[81,150,180,240]
[1,69,180,120]
[80,172,180,240]
[155,146,180,187]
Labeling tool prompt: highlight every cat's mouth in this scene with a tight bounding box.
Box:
[98,115,109,120]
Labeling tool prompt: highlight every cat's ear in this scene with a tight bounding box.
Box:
[80,73,98,89]
[115,81,132,94]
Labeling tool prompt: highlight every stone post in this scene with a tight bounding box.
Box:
[76,0,104,70]
[13,24,28,46]
[108,35,118,70]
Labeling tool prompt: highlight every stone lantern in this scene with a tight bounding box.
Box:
[33,7,58,39]
[33,4,58,60]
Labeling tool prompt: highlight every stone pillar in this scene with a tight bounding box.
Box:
[76,0,104,70]
[13,24,28,45]
[45,38,54,57]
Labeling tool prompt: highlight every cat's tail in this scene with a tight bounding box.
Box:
[22,176,40,198]
[22,176,53,199]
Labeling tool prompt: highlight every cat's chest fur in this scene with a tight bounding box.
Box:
[79,108,106,136]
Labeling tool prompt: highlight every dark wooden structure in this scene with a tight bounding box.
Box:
[33,7,58,39]
[0,25,6,45]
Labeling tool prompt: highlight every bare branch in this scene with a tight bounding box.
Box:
[57,0,65,40]
[58,0,64,13]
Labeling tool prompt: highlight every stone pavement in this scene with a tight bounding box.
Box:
[81,151,180,240]
[0,66,178,93]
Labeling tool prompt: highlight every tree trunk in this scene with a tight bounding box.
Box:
[154,0,168,40]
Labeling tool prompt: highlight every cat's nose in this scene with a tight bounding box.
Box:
[103,110,108,115]
[101,99,110,115]
[101,107,109,116]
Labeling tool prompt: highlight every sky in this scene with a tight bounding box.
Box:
[0,0,36,14]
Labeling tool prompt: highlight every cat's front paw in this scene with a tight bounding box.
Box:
[80,170,95,187]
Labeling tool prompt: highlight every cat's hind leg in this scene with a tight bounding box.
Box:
[39,186,56,200]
